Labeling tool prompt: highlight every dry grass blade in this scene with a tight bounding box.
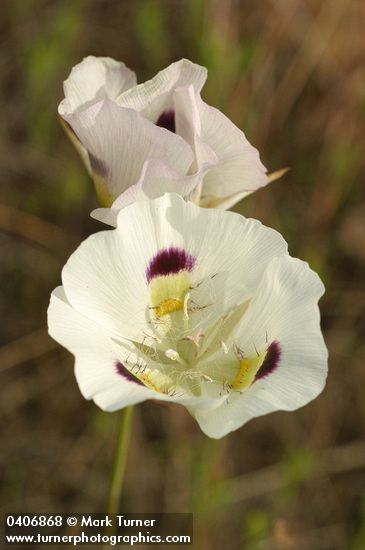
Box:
[266,0,351,127]
[219,439,365,504]
[0,327,58,372]
[0,203,70,250]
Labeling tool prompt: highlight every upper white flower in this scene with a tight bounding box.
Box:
[58,56,267,218]
[48,194,328,438]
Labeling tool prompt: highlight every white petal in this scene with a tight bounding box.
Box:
[61,227,150,342]
[122,193,288,298]
[59,56,137,116]
[197,99,268,199]
[192,256,328,438]
[158,197,288,309]
[202,169,289,210]
[48,287,153,410]
[132,193,288,331]
[65,194,287,348]
[200,191,250,210]
[166,85,267,203]
[91,159,209,226]
[235,255,325,349]
[91,205,120,228]
[173,85,218,171]
[117,59,207,121]
[174,85,201,147]
[64,100,194,200]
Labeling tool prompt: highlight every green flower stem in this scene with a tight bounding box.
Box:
[105,406,133,543]
[103,407,133,549]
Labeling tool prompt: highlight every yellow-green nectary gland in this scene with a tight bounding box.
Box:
[230,349,268,390]
[149,272,191,318]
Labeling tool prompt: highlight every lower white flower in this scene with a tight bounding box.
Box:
[48,194,327,438]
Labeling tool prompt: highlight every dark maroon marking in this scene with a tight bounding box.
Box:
[146,247,196,283]
[255,341,281,381]
[115,361,144,386]
[156,110,176,133]
[89,152,108,178]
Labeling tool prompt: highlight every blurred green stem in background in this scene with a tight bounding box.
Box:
[107,406,134,516]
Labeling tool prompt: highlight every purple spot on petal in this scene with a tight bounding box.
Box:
[146,247,196,283]
[115,361,144,386]
[255,341,281,381]
[89,152,108,178]
[156,110,176,133]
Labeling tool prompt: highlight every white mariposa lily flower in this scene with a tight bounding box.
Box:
[48,194,327,438]
[58,56,267,211]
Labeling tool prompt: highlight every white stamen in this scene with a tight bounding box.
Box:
[143,330,162,344]
[165,349,188,367]
[165,349,180,361]
[183,292,190,320]
[183,328,204,350]
[221,341,229,354]
[201,374,213,383]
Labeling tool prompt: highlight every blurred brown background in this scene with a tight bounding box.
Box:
[0,1,364,549]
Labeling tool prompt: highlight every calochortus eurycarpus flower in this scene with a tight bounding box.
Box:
[48,194,328,438]
[58,56,267,215]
